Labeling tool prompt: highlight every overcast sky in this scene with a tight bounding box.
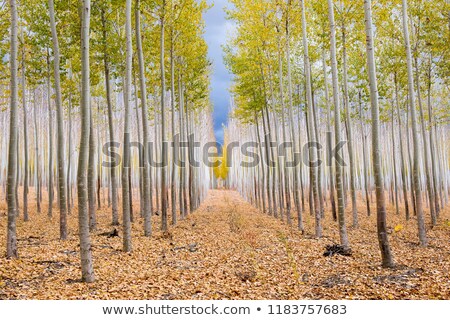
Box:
[204,0,234,144]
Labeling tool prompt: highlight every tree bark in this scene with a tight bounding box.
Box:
[33,89,41,214]
[401,0,428,246]
[6,0,19,259]
[413,57,436,226]
[327,0,349,248]
[101,8,119,226]
[394,77,409,220]
[135,0,153,236]
[170,28,177,226]
[160,0,168,231]
[122,0,133,252]
[341,22,358,228]
[46,54,54,219]
[301,0,320,236]
[359,92,371,216]
[21,31,29,222]
[285,15,302,230]
[77,0,95,282]
[322,50,337,221]
[49,0,68,239]
[364,0,394,267]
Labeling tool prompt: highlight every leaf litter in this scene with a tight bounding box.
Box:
[0,190,449,299]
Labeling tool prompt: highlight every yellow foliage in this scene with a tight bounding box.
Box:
[394,224,404,232]
[213,131,229,181]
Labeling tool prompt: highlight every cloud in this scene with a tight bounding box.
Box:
[204,0,234,144]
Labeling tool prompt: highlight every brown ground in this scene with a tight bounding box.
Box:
[0,189,449,299]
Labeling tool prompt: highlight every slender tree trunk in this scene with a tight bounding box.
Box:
[311,86,324,219]
[285,16,302,230]
[426,57,440,217]
[6,0,19,259]
[21,34,29,222]
[97,100,102,211]
[46,54,54,219]
[359,92,371,216]
[327,0,348,248]
[258,72,272,217]
[122,0,133,252]
[264,105,278,218]
[178,74,186,219]
[78,0,95,282]
[341,22,358,228]
[267,73,284,219]
[132,72,143,218]
[391,107,399,216]
[101,9,119,226]
[88,113,96,231]
[67,92,72,215]
[135,0,153,236]
[160,1,168,232]
[49,0,67,239]
[277,39,291,223]
[15,134,19,217]
[406,101,417,216]
[322,50,337,221]
[414,57,436,226]
[402,0,428,246]
[33,89,41,213]
[255,113,266,214]
[301,0,320,236]
[394,77,409,220]
[364,0,394,267]
[170,29,177,226]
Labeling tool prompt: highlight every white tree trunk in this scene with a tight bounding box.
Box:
[364,0,394,267]
[77,0,95,282]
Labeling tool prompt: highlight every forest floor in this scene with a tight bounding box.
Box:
[0,189,449,299]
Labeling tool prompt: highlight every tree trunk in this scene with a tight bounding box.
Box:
[359,92,371,216]
[135,0,153,235]
[122,0,133,252]
[426,57,440,217]
[394,75,410,220]
[391,107,399,216]
[77,0,95,282]
[88,114,96,231]
[364,0,394,267]
[6,0,19,259]
[285,15,302,230]
[255,113,266,214]
[33,89,41,214]
[401,0,428,246]
[21,33,29,222]
[414,57,436,226]
[178,73,186,219]
[160,0,168,232]
[277,39,290,223]
[49,0,68,239]
[170,28,177,226]
[327,0,348,248]
[101,8,119,226]
[301,0,320,237]
[67,91,72,215]
[341,22,358,228]
[322,50,337,221]
[46,54,54,219]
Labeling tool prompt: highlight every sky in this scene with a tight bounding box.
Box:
[203,0,234,145]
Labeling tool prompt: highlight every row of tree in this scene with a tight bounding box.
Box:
[224,0,449,267]
[1,0,214,282]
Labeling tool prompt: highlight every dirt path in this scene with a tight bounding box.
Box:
[0,190,449,299]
